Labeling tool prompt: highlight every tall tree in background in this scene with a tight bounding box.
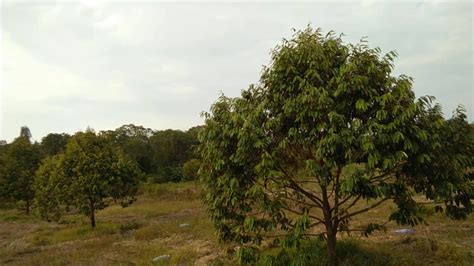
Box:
[35,130,143,228]
[102,124,155,174]
[0,140,7,147]
[0,140,7,157]
[20,126,32,140]
[198,27,473,265]
[40,133,71,157]
[150,129,198,182]
[0,126,41,214]
[99,124,202,182]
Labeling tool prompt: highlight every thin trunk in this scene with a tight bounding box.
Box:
[90,201,96,229]
[327,167,342,266]
[322,183,338,266]
[326,225,338,266]
[26,200,30,215]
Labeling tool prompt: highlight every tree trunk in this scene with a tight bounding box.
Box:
[326,223,338,266]
[90,201,96,229]
[322,184,338,266]
[25,200,30,215]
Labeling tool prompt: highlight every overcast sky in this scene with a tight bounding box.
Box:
[1,1,472,142]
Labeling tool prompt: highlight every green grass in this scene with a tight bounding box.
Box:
[258,238,393,266]
[0,181,472,265]
[258,236,472,266]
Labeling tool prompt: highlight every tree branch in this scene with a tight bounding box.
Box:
[339,197,390,221]
[333,194,362,219]
[332,194,355,211]
[276,164,324,207]
[280,205,324,224]
[278,193,321,210]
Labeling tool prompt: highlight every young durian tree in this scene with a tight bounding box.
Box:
[35,130,142,228]
[198,27,473,265]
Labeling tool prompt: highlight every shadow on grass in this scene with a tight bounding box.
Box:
[258,238,394,266]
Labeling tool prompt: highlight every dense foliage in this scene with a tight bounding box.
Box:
[0,127,42,214]
[198,27,473,264]
[35,130,143,228]
[101,124,201,182]
[40,133,71,157]
[0,124,201,220]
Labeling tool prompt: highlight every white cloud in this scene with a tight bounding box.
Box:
[0,1,472,141]
[2,32,134,103]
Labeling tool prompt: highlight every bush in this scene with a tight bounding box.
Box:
[1,214,19,222]
[164,165,184,182]
[150,165,184,183]
[182,159,200,181]
[119,221,141,233]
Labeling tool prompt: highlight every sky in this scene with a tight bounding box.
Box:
[0,0,472,142]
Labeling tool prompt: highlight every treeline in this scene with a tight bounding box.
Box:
[100,124,202,182]
[0,124,202,224]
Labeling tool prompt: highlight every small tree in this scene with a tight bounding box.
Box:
[183,159,201,181]
[35,130,142,228]
[198,27,473,265]
[0,127,41,214]
[34,155,66,221]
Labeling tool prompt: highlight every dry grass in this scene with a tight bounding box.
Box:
[0,182,232,265]
[0,182,472,265]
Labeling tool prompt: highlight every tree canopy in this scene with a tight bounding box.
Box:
[198,27,473,265]
[100,124,201,182]
[149,128,200,182]
[40,133,71,157]
[35,130,143,228]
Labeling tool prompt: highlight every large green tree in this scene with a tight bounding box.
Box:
[35,130,143,228]
[198,27,473,265]
[0,127,41,214]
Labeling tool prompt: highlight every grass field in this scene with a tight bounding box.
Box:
[0,182,473,265]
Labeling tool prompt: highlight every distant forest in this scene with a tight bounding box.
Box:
[0,124,202,184]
